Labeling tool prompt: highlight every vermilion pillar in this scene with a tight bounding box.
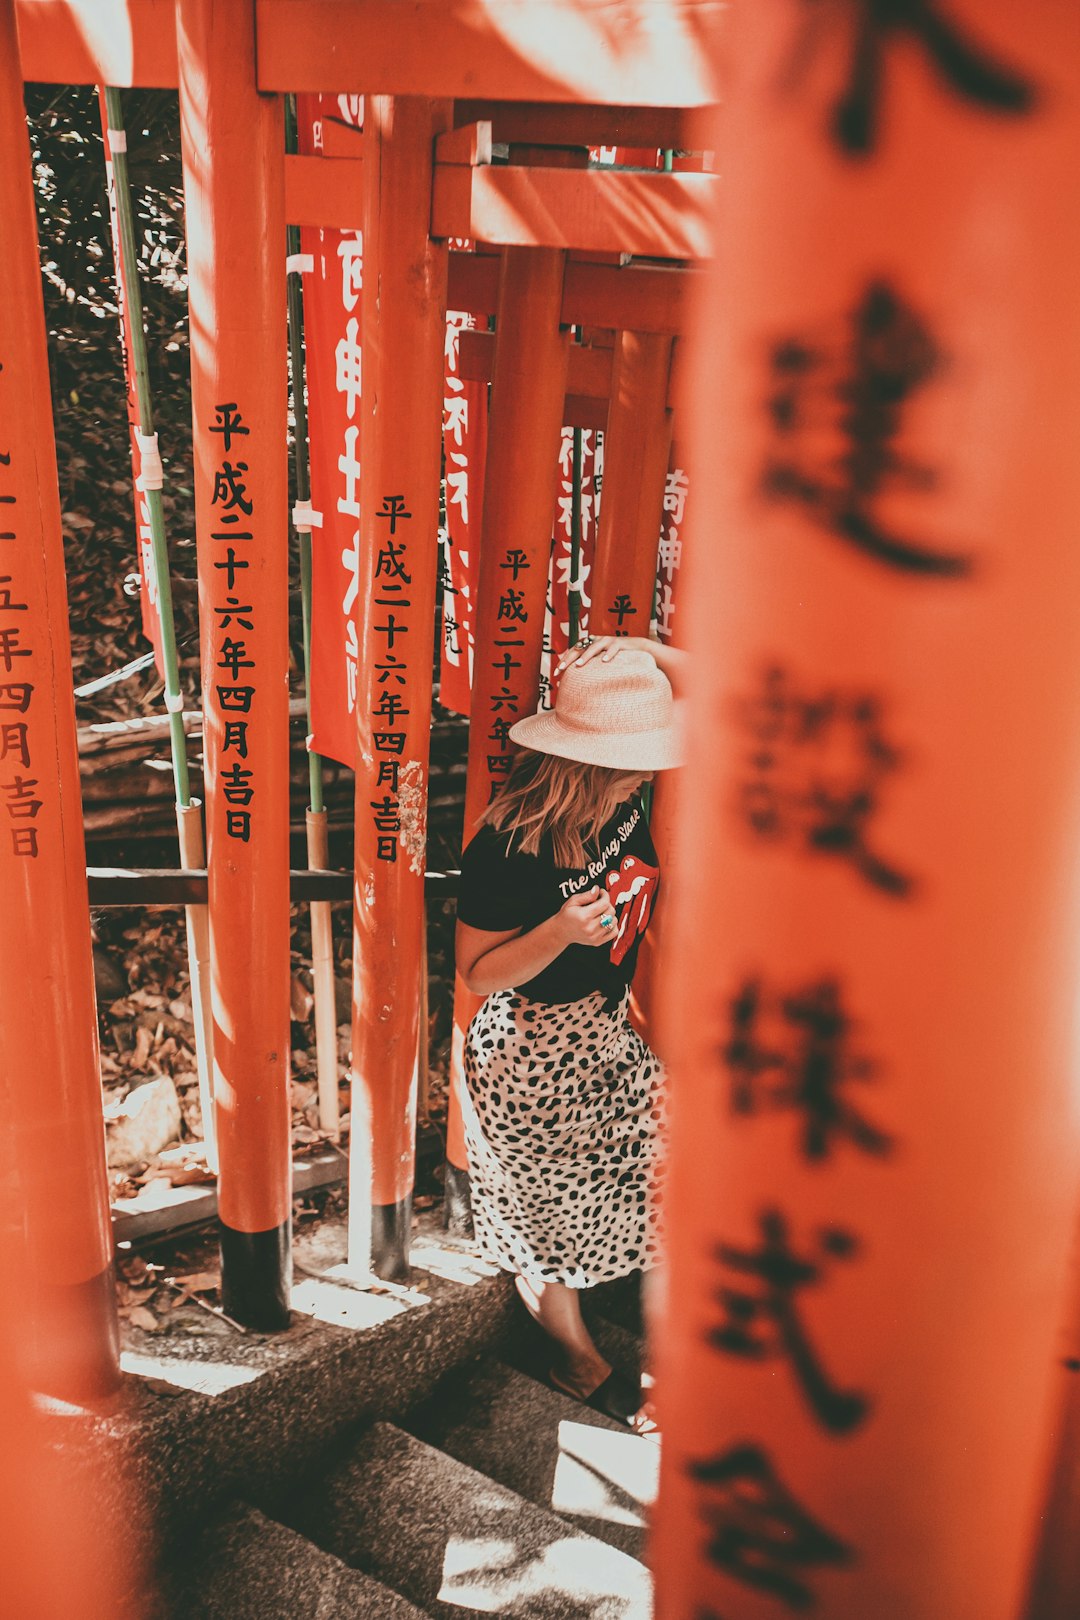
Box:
[348,96,451,1281]
[177,0,292,1330]
[445,246,571,1229]
[654,5,1080,1618]
[590,330,673,638]
[0,0,118,1400]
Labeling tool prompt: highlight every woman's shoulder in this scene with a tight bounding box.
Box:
[461,821,544,869]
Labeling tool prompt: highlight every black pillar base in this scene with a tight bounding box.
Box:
[371,1196,412,1282]
[443,1161,474,1239]
[33,1264,122,1402]
[220,1218,291,1332]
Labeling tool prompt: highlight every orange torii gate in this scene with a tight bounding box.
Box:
[7,4,1080,1618]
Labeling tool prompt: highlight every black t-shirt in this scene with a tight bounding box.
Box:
[456,797,660,1007]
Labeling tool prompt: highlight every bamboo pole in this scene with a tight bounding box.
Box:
[102,86,216,1168]
[285,95,338,1138]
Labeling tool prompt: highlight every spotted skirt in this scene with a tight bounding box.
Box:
[461,987,667,1288]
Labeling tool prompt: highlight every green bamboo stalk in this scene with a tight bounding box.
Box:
[103,87,190,808]
[285,95,325,816]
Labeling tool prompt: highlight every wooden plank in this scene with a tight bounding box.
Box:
[86,866,461,905]
[284,152,364,228]
[111,1146,349,1244]
[15,0,178,86]
[447,249,695,333]
[454,98,716,152]
[255,0,719,106]
[563,257,698,331]
[457,327,613,397]
[433,163,713,259]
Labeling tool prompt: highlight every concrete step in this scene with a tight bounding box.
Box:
[289,1419,653,1619]
[404,1357,658,1561]
[160,1502,431,1619]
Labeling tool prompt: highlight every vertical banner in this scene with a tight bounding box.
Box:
[296,93,364,769]
[0,8,118,1398]
[178,0,291,1329]
[439,306,487,717]
[655,447,688,644]
[655,5,1080,1619]
[539,425,599,708]
[98,88,163,673]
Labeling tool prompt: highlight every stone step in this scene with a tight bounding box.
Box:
[288,1419,653,1619]
[159,1502,431,1619]
[404,1357,658,1561]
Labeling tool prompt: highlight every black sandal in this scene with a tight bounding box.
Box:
[548,1366,655,1432]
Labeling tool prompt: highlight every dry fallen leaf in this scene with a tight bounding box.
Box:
[136,1161,216,1187]
[173,1271,219,1294]
[127,1305,159,1333]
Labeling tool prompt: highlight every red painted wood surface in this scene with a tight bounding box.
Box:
[255,0,718,106]
[177,0,292,1242]
[348,96,451,1243]
[590,330,674,638]
[0,0,118,1400]
[432,164,713,259]
[654,4,1080,1616]
[446,245,571,1173]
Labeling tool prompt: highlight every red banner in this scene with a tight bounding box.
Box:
[296,93,364,768]
[438,308,486,717]
[98,89,163,674]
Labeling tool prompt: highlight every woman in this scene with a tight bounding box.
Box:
[455,633,685,1431]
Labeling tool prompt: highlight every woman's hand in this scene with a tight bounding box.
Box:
[555,634,649,676]
[555,633,689,694]
[553,885,618,948]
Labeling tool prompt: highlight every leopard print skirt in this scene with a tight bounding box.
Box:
[461,987,667,1288]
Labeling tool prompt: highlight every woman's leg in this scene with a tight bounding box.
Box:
[514,1275,610,1394]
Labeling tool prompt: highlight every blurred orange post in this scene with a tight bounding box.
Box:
[655,5,1080,1618]
[178,0,292,1329]
[589,329,673,638]
[0,0,118,1402]
[348,96,451,1281]
[445,245,571,1230]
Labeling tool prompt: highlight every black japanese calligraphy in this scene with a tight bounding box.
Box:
[708,1207,870,1435]
[736,664,914,898]
[609,593,638,631]
[723,976,893,1162]
[689,1442,854,1608]
[763,281,970,578]
[208,403,258,839]
[785,0,1037,157]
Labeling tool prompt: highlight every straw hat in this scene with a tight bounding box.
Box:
[509,647,683,771]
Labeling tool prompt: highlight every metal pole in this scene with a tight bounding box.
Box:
[101,85,217,1169]
[285,94,338,1138]
[0,2,120,1399]
[177,0,292,1331]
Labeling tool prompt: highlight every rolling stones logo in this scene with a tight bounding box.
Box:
[605,854,660,966]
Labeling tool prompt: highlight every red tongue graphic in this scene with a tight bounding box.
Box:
[605,854,659,966]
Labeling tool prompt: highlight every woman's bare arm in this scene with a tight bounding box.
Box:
[456,887,615,996]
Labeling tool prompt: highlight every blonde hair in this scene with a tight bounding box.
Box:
[478,749,642,869]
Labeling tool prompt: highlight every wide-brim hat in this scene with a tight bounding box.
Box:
[509,648,684,771]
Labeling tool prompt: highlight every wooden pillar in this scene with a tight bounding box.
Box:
[654,5,1080,1619]
[348,95,451,1281]
[590,330,674,638]
[445,246,571,1226]
[177,0,292,1330]
[0,0,119,1400]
